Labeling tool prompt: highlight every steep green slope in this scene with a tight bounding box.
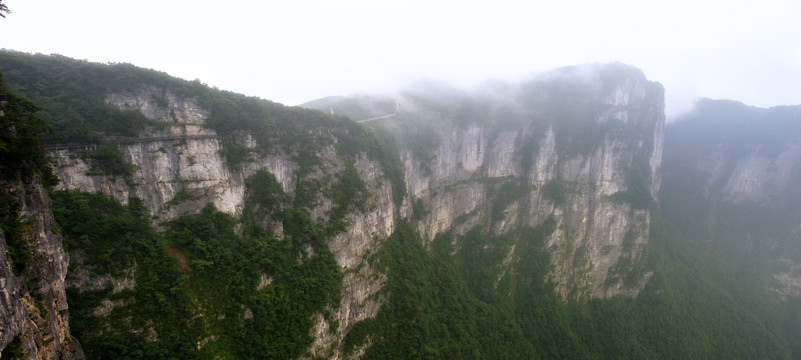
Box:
[657,100,801,358]
[335,211,794,359]
[0,50,405,203]
[1,70,59,275]
[55,189,342,359]
[0,51,400,358]
[4,50,801,359]
[1,69,84,359]
[57,185,794,359]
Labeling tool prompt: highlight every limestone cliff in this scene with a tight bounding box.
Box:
[322,63,665,299]
[0,178,84,359]
[668,100,801,205]
[6,50,801,358]
[662,99,801,298]
[44,63,664,356]
[48,86,399,359]
[1,68,83,359]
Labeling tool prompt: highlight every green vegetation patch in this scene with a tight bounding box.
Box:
[55,191,195,358]
[609,158,653,209]
[1,52,406,206]
[412,197,428,220]
[343,199,800,359]
[217,137,251,171]
[166,189,201,206]
[490,179,527,222]
[0,333,26,360]
[243,170,286,220]
[55,190,343,359]
[81,144,138,177]
[0,189,31,275]
[0,71,58,275]
[344,221,572,359]
[0,51,165,143]
[541,179,574,206]
[0,80,59,187]
[325,163,370,234]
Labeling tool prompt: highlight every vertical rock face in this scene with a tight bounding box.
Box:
[0,178,83,359]
[718,139,801,296]
[46,63,665,356]
[50,87,400,359]
[399,64,664,299]
[662,100,801,297]
[53,88,246,223]
[663,100,801,204]
[701,133,801,204]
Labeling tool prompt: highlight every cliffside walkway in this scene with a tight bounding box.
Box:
[353,101,400,123]
[45,134,223,151]
[45,105,400,151]
[356,112,399,123]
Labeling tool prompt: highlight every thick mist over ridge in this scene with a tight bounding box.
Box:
[2,0,799,121]
[304,63,668,123]
[3,48,801,359]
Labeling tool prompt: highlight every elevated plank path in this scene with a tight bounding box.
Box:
[46,102,401,151]
[45,134,223,151]
[356,112,399,123]
[348,101,401,123]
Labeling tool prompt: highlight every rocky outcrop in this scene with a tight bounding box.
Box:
[48,64,665,355]
[52,89,240,223]
[0,178,84,359]
[664,100,801,205]
[720,140,801,203]
[399,65,664,299]
[662,100,801,299]
[51,87,401,358]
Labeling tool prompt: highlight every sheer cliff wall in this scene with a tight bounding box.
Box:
[47,64,665,356]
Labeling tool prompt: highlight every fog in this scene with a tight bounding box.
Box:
[2,0,799,120]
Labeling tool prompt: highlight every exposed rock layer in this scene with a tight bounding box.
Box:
[47,64,665,356]
[0,178,84,359]
[401,68,664,298]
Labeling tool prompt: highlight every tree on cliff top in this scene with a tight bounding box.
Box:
[0,0,10,18]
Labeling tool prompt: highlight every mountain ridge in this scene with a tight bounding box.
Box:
[2,51,800,359]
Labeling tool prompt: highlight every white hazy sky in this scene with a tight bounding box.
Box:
[2,0,800,119]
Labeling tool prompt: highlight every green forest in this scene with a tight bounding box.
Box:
[51,192,801,359]
[54,190,343,359]
[2,52,801,359]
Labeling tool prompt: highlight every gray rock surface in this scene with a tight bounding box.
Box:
[49,67,665,356]
[0,178,84,359]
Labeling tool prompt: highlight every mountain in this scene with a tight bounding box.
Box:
[1,50,799,359]
[0,61,84,359]
[305,63,665,300]
[654,99,801,358]
[663,99,801,304]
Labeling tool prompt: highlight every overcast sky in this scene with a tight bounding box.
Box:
[2,0,800,119]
